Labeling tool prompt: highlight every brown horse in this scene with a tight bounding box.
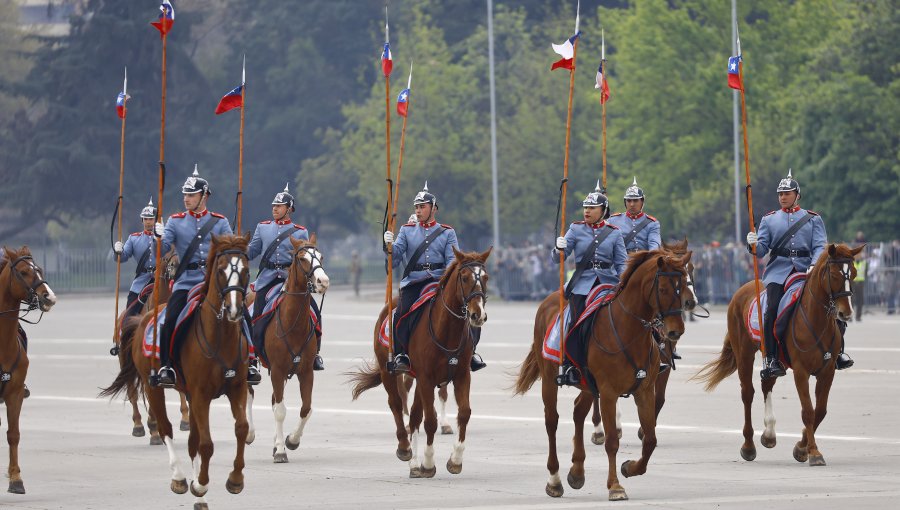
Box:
[590,239,700,444]
[245,235,330,462]
[694,243,863,466]
[514,249,691,501]
[349,246,492,478]
[102,233,252,509]
[112,248,191,442]
[0,246,57,494]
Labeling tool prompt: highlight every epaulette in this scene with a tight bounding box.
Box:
[763,210,777,217]
[130,232,142,237]
[170,212,186,219]
[440,223,453,229]
[294,224,307,230]
[260,220,272,225]
[401,222,415,227]
[646,214,658,222]
[573,220,586,224]
[610,212,623,217]
[807,210,819,216]
[210,212,226,219]
[607,224,619,229]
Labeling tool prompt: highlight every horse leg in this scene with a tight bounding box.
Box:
[383,372,411,461]
[446,374,472,475]
[620,383,657,479]
[144,378,163,445]
[590,396,604,445]
[760,377,778,449]
[599,389,627,501]
[402,375,414,417]
[410,378,438,479]
[179,391,190,432]
[188,396,212,502]
[567,391,593,490]
[271,371,289,463]
[148,385,187,494]
[407,386,424,475]
[245,386,256,445]
[226,386,249,494]
[735,335,757,461]
[126,379,145,437]
[793,368,830,466]
[438,385,454,435]
[285,367,314,452]
[640,368,670,440]
[542,374,564,498]
[6,389,25,494]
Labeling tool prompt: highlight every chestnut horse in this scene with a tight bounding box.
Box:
[514,249,691,501]
[102,233,252,509]
[0,246,57,494]
[112,248,191,442]
[694,243,863,466]
[245,235,330,462]
[349,246,492,478]
[589,239,699,445]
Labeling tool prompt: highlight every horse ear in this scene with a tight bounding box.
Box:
[478,246,494,263]
[290,236,302,248]
[309,232,317,245]
[452,245,463,260]
[657,255,666,268]
[2,246,14,260]
[851,243,866,256]
[242,231,252,243]
[681,250,693,265]
[828,243,836,257]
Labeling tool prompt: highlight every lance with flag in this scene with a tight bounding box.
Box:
[595,28,610,189]
[150,0,175,37]
[215,55,247,233]
[380,8,398,367]
[552,1,580,380]
[111,66,130,353]
[392,62,413,226]
[731,25,765,358]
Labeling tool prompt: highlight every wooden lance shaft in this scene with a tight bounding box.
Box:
[384,73,396,360]
[152,33,168,359]
[236,85,246,234]
[113,96,128,345]
[558,38,578,367]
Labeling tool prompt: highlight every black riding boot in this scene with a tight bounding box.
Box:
[155,290,187,388]
[313,334,325,371]
[760,284,786,379]
[835,320,853,370]
[470,327,486,372]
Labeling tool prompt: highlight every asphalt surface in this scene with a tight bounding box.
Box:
[2,287,898,509]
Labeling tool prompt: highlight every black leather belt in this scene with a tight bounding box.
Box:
[591,261,612,270]
[185,262,206,270]
[138,266,156,275]
[413,263,444,272]
[626,248,641,253]
[772,248,810,258]
[261,260,292,270]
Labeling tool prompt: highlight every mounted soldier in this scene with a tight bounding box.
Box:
[746,169,853,379]
[382,182,486,373]
[552,182,627,386]
[247,183,324,371]
[154,166,257,387]
[113,198,158,319]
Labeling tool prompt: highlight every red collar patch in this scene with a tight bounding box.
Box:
[626,211,645,220]
[188,209,209,218]
[419,220,437,228]
[781,206,801,213]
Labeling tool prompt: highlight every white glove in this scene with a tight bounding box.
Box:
[113,241,124,254]
[555,237,567,250]
[746,231,758,246]
[154,222,164,237]
[806,265,814,274]
[383,231,394,244]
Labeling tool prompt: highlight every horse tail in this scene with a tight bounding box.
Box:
[512,347,542,396]
[99,316,142,399]
[347,359,383,400]
[691,332,737,392]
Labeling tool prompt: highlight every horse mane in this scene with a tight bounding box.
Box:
[0,245,29,275]
[617,250,661,291]
[439,249,484,289]
[809,243,852,281]
[199,234,250,299]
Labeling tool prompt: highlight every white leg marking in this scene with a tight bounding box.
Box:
[273,400,287,455]
[450,440,466,465]
[440,397,450,430]
[423,443,435,470]
[246,390,256,444]
[548,471,562,487]
[764,390,776,438]
[408,429,419,471]
[288,408,312,444]
[164,437,186,482]
[615,405,622,432]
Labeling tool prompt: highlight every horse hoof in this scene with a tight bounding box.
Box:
[620,460,635,478]
[446,458,462,474]
[7,480,25,494]
[132,425,146,437]
[566,471,585,490]
[274,452,289,464]
[441,425,454,435]
[170,478,188,495]
[591,431,605,445]
[245,431,255,445]
[396,448,412,462]
[410,465,436,479]
[180,420,190,432]
[193,503,209,510]
[609,488,629,501]
[761,434,777,449]
[190,480,208,497]
[637,428,645,440]
[545,482,564,498]
[225,478,244,494]
[793,444,808,463]
[149,435,164,446]
[741,445,757,462]
[285,435,300,451]
[809,454,826,467]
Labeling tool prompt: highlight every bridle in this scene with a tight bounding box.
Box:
[439,261,488,320]
[271,244,326,377]
[208,249,249,320]
[0,255,50,324]
[282,245,325,298]
[792,255,854,374]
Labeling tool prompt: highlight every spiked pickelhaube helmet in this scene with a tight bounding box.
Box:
[181,164,211,195]
[583,180,611,219]
[776,168,801,198]
[272,182,295,211]
[624,176,645,201]
[140,197,158,219]
[413,181,437,208]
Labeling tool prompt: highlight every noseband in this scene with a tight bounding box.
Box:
[440,261,488,320]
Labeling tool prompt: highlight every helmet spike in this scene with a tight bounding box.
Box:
[423,180,429,192]
[192,164,199,177]
[283,182,290,193]
[787,167,792,178]
[632,176,638,186]
[594,179,601,192]
[147,196,154,207]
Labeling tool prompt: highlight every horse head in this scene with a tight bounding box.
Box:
[814,243,864,322]
[447,246,492,328]
[646,251,691,341]
[289,234,329,295]
[662,238,697,312]
[207,233,251,322]
[2,246,56,312]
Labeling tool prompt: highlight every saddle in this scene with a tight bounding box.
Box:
[378,282,440,348]
[250,282,321,368]
[542,283,617,364]
[746,273,807,368]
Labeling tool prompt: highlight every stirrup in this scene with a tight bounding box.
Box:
[388,354,411,374]
[760,359,786,380]
[313,354,325,371]
[659,363,670,374]
[671,350,682,360]
[247,361,262,385]
[470,353,487,372]
[836,352,854,370]
[555,365,581,387]
[156,366,176,388]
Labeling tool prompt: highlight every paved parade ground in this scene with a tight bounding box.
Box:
[2,287,898,509]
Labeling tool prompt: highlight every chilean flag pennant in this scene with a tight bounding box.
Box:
[551,0,580,71]
[381,8,393,77]
[116,67,130,119]
[150,0,175,37]
[595,61,610,104]
[727,55,743,91]
[215,57,245,115]
[396,63,412,117]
